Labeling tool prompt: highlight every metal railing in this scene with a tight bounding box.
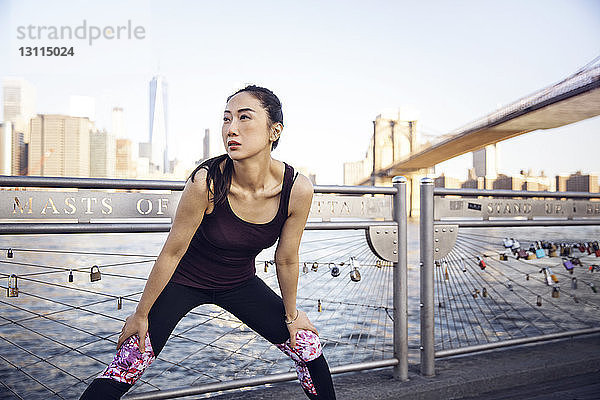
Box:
[419,178,600,376]
[0,174,409,399]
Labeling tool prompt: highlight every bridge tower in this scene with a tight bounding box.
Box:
[368,110,418,185]
[344,109,431,217]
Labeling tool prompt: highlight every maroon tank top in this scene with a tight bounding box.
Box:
[170,162,298,289]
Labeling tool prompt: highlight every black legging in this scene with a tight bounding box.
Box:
[79,275,336,399]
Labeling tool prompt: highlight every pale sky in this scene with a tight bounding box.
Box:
[1,0,599,184]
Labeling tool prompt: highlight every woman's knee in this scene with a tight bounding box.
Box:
[294,330,323,362]
[276,329,322,363]
[97,333,156,385]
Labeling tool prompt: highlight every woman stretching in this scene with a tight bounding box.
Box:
[79,85,337,399]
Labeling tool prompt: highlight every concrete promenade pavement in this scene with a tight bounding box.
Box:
[206,333,600,400]
[3,333,596,399]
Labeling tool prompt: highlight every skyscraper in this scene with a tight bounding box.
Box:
[2,77,36,143]
[203,128,210,160]
[0,122,12,175]
[90,128,116,178]
[115,138,135,178]
[149,75,168,173]
[472,144,499,189]
[112,107,125,139]
[29,114,92,177]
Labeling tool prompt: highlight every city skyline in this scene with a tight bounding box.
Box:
[3,74,598,192]
[1,0,599,184]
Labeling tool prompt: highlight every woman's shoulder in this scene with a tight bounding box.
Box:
[186,167,209,197]
[288,170,314,208]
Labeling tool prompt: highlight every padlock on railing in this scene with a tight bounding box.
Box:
[565,243,573,257]
[317,299,322,312]
[593,241,600,257]
[350,267,361,282]
[311,262,319,272]
[563,259,574,273]
[536,295,542,307]
[7,274,18,297]
[549,243,558,257]
[90,265,101,282]
[482,287,488,298]
[68,269,74,282]
[264,261,268,273]
[503,238,513,248]
[527,252,537,260]
[547,267,559,283]
[350,257,361,282]
[500,253,509,261]
[444,261,449,280]
[302,262,309,274]
[551,286,560,298]
[579,243,587,253]
[517,249,528,260]
[330,263,340,277]
[535,242,545,258]
[511,239,521,253]
[7,248,13,258]
[571,277,577,290]
[117,297,122,310]
[540,268,553,286]
[477,257,486,270]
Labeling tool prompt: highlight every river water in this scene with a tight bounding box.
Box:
[0,223,599,399]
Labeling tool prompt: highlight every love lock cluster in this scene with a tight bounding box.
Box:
[262,256,383,282]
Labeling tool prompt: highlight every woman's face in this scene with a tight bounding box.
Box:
[222,92,279,160]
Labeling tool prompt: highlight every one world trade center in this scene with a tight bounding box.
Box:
[149,75,168,173]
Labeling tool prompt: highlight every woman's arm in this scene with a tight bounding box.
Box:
[274,173,316,347]
[117,168,209,352]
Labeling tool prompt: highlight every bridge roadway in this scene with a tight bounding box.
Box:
[388,83,600,175]
[206,333,600,400]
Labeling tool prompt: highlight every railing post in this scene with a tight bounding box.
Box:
[419,177,435,377]
[392,176,408,381]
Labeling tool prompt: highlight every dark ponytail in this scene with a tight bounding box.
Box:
[187,85,284,206]
[186,154,233,206]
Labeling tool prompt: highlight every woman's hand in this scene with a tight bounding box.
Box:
[117,311,149,352]
[286,309,318,348]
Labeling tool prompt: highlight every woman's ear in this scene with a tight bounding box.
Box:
[270,125,282,141]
